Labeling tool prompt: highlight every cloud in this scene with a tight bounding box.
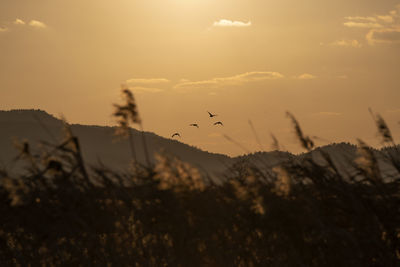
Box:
[128,86,164,93]
[29,20,47,28]
[345,16,378,22]
[343,15,394,28]
[294,73,317,80]
[330,39,362,48]
[126,78,170,85]
[344,21,383,28]
[344,15,395,25]
[124,78,169,93]
[174,71,284,90]
[213,19,252,27]
[366,27,400,45]
[229,71,284,81]
[377,15,394,23]
[1,19,47,32]
[14,19,26,25]
[343,4,400,46]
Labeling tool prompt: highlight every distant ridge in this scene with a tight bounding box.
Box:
[0,110,397,179]
[0,109,60,123]
[0,109,231,175]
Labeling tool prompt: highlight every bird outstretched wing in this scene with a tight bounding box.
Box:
[172,133,181,138]
[207,111,217,117]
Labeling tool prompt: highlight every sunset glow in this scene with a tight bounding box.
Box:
[2,2,400,265]
[1,0,399,155]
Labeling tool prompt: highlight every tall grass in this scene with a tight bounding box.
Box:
[0,89,399,266]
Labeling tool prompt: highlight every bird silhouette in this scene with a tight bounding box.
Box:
[171,133,181,138]
[190,123,199,128]
[214,121,223,126]
[207,111,218,118]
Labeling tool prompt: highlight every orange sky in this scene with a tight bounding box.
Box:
[1,0,400,155]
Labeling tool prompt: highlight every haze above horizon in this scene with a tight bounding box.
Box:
[1,0,399,156]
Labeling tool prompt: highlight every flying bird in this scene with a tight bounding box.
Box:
[214,121,224,126]
[171,133,181,138]
[189,123,199,128]
[207,111,218,118]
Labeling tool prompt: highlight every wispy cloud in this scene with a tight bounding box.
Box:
[343,4,400,45]
[344,14,396,25]
[127,86,164,93]
[345,16,378,22]
[14,19,25,25]
[1,18,47,32]
[213,19,252,27]
[377,15,394,23]
[124,78,170,93]
[29,20,47,29]
[330,39,362,48]
[366,27,400,45]
[344,21,383,28]
[174,71,284,90]
[294,73,317,80]
[126,78,170,85]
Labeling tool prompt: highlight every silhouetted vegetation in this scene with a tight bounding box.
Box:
[1,93,400,266]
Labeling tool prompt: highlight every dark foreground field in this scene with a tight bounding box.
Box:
[1,133,400,266]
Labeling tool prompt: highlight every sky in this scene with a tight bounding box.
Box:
[1,0,400,156]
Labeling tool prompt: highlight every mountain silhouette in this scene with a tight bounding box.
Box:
[0,110,231,176]
[0,110,398,180]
